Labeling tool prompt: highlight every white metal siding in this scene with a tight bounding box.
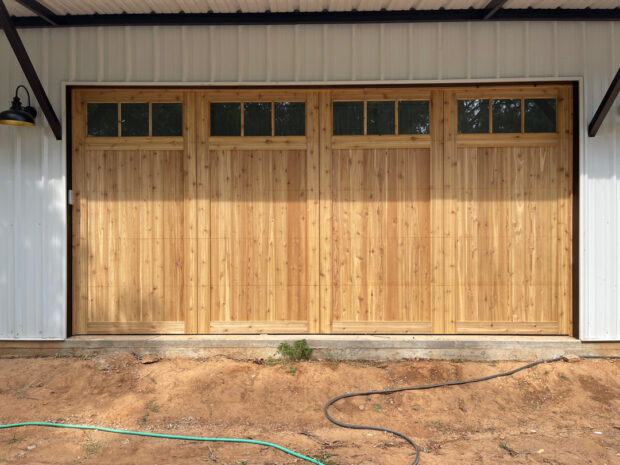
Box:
[0,21,619,340]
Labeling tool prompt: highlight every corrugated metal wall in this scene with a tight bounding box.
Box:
[1,22,619,340]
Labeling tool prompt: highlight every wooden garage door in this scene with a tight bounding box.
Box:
[319,89,445,334]
[198,90,321,333]
[443,87,573,334]
[72,85,572,335]
[72,90,197,334]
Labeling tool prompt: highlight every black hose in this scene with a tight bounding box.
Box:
[324,355,619,465]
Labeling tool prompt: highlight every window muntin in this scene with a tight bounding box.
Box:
[457,97,557,134]
[210,101,306,137]
[87,102,183,137]
[333,100,430,136]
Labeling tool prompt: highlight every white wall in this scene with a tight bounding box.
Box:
[0,21,619,340]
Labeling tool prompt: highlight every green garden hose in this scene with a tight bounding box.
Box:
[0,422,325,465]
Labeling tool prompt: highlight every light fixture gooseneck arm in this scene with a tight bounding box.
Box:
[14,85,31,107]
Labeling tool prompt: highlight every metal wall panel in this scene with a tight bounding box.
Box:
[0,21,619,340]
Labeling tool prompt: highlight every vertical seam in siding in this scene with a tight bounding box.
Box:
[553,22,559,77]
[611,21,619,339]
[266,25,272,82]
[209,27,215,82]
[351,25,357,81]
[97,27,104,82]
[495,22,500,78]
[124,27,132,82]
[466,22,471,80]
[153,26,160,82]
[437,23,442,80]
[380,24,385,81]
[322,24,327,81]
[13,134,21,337]
[524,22,529,78]
[238,26,243,82]
[69,28,76,81]
[581,21,588,338]
[182,26,188,82]
[408,23,413,80]
[294,25,299,82]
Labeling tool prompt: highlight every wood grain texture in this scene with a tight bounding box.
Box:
[208,143,319,329]
[444,86,572,335]
[73,85,573,336]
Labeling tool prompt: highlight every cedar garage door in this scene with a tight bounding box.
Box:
[72,85,573,335]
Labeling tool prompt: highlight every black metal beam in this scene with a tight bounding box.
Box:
[14,0,58,26]
[8,8,620,28]
[0,0,62,140]
[588,66,620,137]
[483,0,510,20]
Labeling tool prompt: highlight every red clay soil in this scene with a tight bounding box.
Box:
[0,355,618,465]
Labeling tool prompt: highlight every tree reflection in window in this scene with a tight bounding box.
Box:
[492,99,521,133]
[458,99,489,134]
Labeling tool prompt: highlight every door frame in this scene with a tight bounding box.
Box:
[65,80,581,337]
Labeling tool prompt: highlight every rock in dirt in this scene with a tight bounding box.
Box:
[563,354,581,363]
[140,355,160,364]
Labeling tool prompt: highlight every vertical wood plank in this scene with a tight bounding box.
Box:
[319,91,333,333]
[443,90,458,333]
[183,91,199,333]
[306,92,321,333]
[196,92,211,333]
[72,91,87,334]
[430,89,445,333]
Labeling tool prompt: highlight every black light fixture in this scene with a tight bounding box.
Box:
[0,85,37,127]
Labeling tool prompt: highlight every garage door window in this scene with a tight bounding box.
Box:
[334,100,430,136]
[210,101,306,137]
[87,102,183,137]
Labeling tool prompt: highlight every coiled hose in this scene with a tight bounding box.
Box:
[324,355,619,465]
[0,355,617,465]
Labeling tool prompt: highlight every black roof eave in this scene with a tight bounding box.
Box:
[9,8,620,28]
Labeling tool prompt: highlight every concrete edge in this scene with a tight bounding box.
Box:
[0,336,618,361]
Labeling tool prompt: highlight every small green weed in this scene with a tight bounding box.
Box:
[141,399,160,423]
[499,442,518,457]
[266,357,280,367]
[373,403,382,412]
[285,365,297,375]
[81,439,100,458]
[6,433,21,444]
[276,340,312,361]
[313,453,338,465]
[559,374,571,383]
[434,420,445,432]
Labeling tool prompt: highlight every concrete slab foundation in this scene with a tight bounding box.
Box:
[0,335,618,361]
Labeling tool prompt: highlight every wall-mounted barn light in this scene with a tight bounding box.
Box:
[0,85,37,127]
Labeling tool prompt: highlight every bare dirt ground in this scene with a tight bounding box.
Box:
[0,354,618,465]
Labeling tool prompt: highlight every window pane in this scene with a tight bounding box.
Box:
[87,103,117,137]
[367,101,395,135]
[525,99,556,133]
[333,101,364,135]
[210,103,241,136]
[398,101,430,135]
[121,103,149,137]
[458,99,489,134]
[244,102,271,136]
[275,102,305,136]
[492,99,521,133]
[152,103,183,137]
